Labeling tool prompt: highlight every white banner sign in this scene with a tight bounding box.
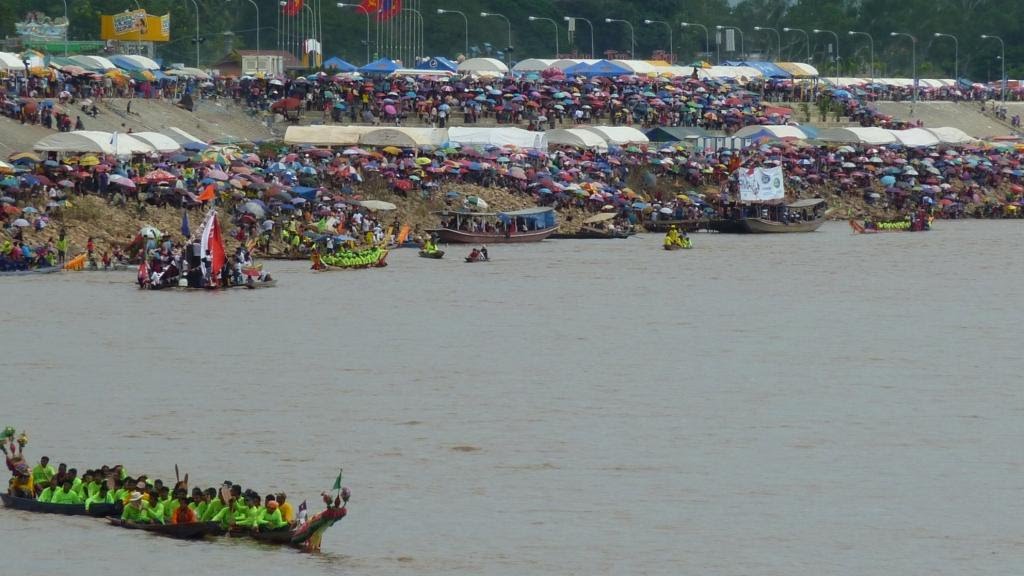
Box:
[737,165,786,202]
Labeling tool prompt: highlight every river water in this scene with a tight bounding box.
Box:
[1,221,1021,575]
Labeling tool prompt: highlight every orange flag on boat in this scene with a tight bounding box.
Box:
[197,183,216,202]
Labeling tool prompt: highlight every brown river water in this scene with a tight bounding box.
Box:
[1,221,1021,575]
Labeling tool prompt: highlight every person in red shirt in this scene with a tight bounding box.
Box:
[170,492,197,524]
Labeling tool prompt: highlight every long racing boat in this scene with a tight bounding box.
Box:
[1,493,121,517]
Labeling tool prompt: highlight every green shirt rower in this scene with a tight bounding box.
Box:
[31,460,55,487]
[51,486,83,505]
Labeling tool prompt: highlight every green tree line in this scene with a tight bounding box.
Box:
[1,0,1020,81]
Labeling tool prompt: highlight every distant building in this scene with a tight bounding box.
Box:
[210,50,303,78]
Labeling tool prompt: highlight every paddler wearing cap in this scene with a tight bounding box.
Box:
[121,491,147,522]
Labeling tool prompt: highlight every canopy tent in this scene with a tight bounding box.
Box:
[165,67,211,80]
[358,127,447,148]
[33,131,153,157]
[0,52,25,71]
[731,61,791,79]
[129,132,182,153]
[925,127,975,145]
[545,128,609,152]
[70,55,117,71]
[550,59,598,70]
[512,59,556,73]
[612,60,656,75]
[447,127,548,151]
[283,125,376,146]
[890,128,940,147]
[817,127,898,145]
[390,68,454,78]
[580,126,649,145]
[733,125,808,141]
[645,126,711,142]
[562,61,593,76]
[710,65,764,80]
[580,60,632,78]
[457,58,509,75]
[415,57,458,72]
[359,58,400,75]
[775,62,819,78]
[109,54,160,71]
[323,56,357,72]
[656,66,697,78]
[160,127,206,147]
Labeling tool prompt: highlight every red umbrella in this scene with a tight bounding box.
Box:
[269,97,302,113]
[145,169,177,184]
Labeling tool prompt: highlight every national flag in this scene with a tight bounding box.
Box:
[282,0,303,17]
[331,469,343,491]
[109,131,119,154]
[180,210,190,238]
[377,0,401,22]
[197,183,216,203]
[200,210,226,283]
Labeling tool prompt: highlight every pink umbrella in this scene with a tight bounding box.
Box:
[206,169,229,181]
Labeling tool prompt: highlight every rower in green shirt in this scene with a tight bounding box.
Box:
[31,457,55,489]
[51,481,83,505]
[258,495,289,531]
[121,492,146,522]
[142,491,166,524]
[85,485,114,511]
[37,478,59,503]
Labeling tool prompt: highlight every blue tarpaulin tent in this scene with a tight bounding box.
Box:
[323,56,357,72]
[359,58,400,75]
[722,61,791,78]
[581,60,632,78]
[416,57,457,72]
[563,61,593,76]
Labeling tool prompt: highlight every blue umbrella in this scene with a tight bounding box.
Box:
[880,175,896,186]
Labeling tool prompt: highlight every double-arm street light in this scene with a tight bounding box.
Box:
[753,26,780,61]
[890,32,917,104]
[981,34,1006,103]
[604,18,635,59]
[563,16,594,59]
[644,19,673,64]
[437,9,469,58]
[528,16,559,58]
[813,29,839,81]
[847,30,874,82]
[783,27,810,62]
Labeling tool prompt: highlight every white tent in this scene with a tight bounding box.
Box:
[817,127,897,145]
[710,66,763,80]
[166,67,211,80]
[447,127,548,151]
[925,127,975,145]
[33,131,153,157]
[580,126,649,145]
[457,58,509,75]
[283,125,376,146]
[550,59,597,70]
[0,52,24,71]
[512,59,556,73]
[129,132,182,153]
[733,125,808,140]
[118,54,160,70]
[889,128,940,147]
[545,128,609,152]
[70,55,116,71]
[359,127,448,148]
[612,60,656,75]
[161,127,206,146]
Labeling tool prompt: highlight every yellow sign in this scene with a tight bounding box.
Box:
[100,12,170,42]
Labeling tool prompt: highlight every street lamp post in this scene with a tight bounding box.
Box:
[782,27,810,62]
[403,8,425,64]
[890,32,917,104]
[228,0,259,68]
[752,26,780,61]
[715,25,744,59]
[680,22,710,63]
[934,33,958,85]
[187,0,200,68]
[847,30,874,82]
[437,9,468,58]
[528,17,559,58]
[604,18,635,59]
[60,0,68,56]
[812,29,839,81]
[981,34,1006,103]
[564,16,594,59]
[644,20,673,64]
[480,12,511,66]
[337,3,370,64]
